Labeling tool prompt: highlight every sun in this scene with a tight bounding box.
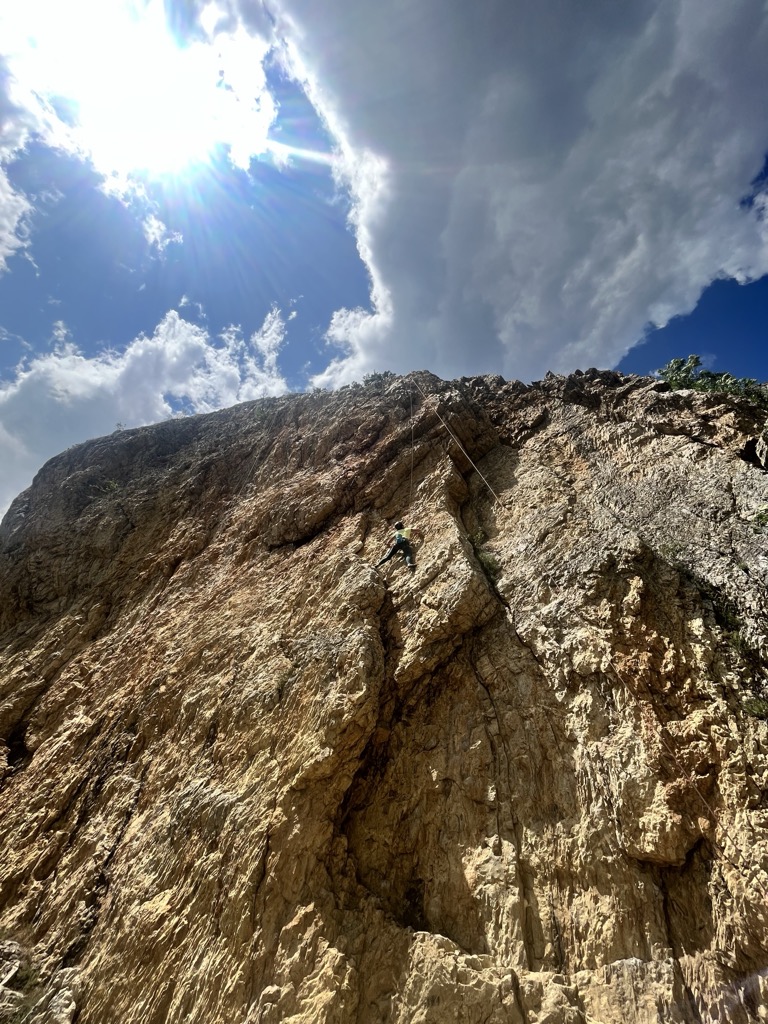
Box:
[1,0,276,178]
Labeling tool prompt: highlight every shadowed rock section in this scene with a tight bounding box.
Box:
[0,369,767,1024]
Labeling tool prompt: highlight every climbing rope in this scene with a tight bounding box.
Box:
[409,385,415,508]
[412,378,508,513]
[409,374,765,897]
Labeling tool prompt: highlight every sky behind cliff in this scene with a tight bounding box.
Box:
[1,0,768,514]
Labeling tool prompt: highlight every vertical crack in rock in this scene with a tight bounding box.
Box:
[61,766,146,969]
[471,659,541,971]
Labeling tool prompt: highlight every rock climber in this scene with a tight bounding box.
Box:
[375,521,423,572]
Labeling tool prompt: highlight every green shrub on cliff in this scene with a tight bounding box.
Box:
[657,354,768,411]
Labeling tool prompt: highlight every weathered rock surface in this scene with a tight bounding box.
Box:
[0,369,767,1024]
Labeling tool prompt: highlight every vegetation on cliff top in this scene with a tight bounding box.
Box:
[658,354,768,411]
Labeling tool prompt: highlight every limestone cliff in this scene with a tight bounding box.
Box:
[1,370,767,1024]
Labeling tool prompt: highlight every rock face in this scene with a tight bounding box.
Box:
[1,369,767,1024]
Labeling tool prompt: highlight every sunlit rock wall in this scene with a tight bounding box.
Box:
[1,370,767,1023]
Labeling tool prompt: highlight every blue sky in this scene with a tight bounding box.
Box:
[618,276,768,380]
[1,0,767,514]
[0,80,369,389]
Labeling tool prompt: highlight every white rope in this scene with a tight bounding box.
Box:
[409,376,764,898]
[409,386,414,507]
[413,379,508,513]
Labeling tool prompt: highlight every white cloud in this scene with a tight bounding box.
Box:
[1,0,276,179]
[50,320,71,346]
[179,294,206,319]
[0,0,277,267]
[0,43,85,269]
[4,1,768,388]
[0,57,34,271]
[143,213,183,252]
[0,307,288,515]
[0,165,31,273]
[253,0,768,384]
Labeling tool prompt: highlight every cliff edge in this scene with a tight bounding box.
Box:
[1,370,767,1023]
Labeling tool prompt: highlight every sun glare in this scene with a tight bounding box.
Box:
[1,0,275,178]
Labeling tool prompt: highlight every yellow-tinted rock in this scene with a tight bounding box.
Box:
[1,370,767,1023]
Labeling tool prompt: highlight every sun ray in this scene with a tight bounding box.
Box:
[265,139,336,168]
[1,0,276,178]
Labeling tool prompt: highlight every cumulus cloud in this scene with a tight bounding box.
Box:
[0,57,34,272]
[254,0,768,383]
[143,213,183,253]
[0,307,289,515]
[0,166,31,273]
[4,1,768,389]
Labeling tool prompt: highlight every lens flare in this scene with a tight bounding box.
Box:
[1,0,276,178]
